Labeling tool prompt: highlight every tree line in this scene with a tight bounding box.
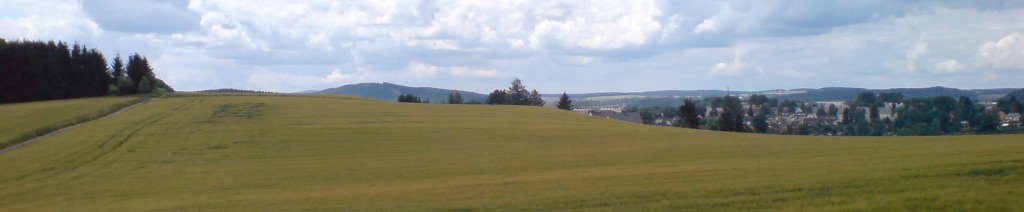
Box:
[400,78,556,107]
[0,39,172,103]
[486,78,544,106]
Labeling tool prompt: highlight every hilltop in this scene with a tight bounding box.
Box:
[317,82,487,103]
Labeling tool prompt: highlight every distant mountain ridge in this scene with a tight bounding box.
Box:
[558,86,1019,102]
[541,90,753,99]
[313,82,1020,103]
[772,87,959,101]
[317,82,487,103]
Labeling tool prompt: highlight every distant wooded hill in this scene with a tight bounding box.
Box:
[773,87,1018,102]
[552,87,1018,102]
[311,82,1020,104]
[316,82,487,103]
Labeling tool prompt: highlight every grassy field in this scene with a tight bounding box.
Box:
[0,94,1022,210]
[0,96,143,149]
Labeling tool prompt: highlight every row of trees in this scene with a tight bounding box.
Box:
[676,95,748,132]
[400,79,577,110]
[0,39,172,103]
[486,78,544,106]
[446,88,574,111]
[397,94,428,103]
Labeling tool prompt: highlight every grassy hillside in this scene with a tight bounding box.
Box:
[1,94,1022,210]
[0,96,142,148]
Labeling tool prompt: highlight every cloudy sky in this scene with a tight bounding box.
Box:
[2,0,1023,93]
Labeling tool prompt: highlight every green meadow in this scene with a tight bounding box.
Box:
[1,94,1022,210]
[0,96,142,149]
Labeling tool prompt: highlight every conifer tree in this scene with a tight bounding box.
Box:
[679,98,700,129]
[556,92,573,110]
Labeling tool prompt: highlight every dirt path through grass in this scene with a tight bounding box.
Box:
[0,98,156,154]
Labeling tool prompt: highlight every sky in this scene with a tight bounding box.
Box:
[2,0,1023,93]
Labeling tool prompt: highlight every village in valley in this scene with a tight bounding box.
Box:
[572,92,1024,136]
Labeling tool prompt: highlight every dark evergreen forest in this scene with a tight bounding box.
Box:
[0,38,172,103]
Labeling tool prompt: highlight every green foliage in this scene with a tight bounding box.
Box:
[679,98,700,129]
[716,95,744,132]
[116,77,134,95]
[397,94,426,103]
[639,108,655,124]
[556,92,572,110]
[854,92,879,107]
[447,91,464,104]
[137,76,153,94]
[752,112,768,133]
[976,112,1000,133]
[747,94,769,105]
[0,40,110,102]
[486,89,508,104]
[878,92,904,103]
[486,78,543,106]
[528,90,544,106]
[997,95,1022,113]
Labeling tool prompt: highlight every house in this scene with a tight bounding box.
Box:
[589,110,643,123]
[1003,113,1022,128]
[878,104,896,121]
[1006,112,1022,123]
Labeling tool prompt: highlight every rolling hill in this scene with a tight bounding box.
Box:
[1,93,1022,210]
[317,82,487,103]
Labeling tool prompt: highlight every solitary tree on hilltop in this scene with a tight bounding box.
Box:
[556,92,573,110]
[508,78,529,105]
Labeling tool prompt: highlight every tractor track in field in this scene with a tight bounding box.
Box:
[0,97,157,154]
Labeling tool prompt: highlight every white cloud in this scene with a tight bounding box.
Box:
[449,67,500,78]
[694,19,717,34]
[523,1,666,50]
[0,0,101,40]
[82,0,200,34]
[321,68,358,83]
[934,59,963,73]
[6,1,1024,92]
[778,68,817,79]
[977,33,1024,69]
[407,61,441,77]
[306,33,333,51]
[245,71,322,91]
[710,46,757,77]
[905,40,929,71]
[406,61,501,78]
